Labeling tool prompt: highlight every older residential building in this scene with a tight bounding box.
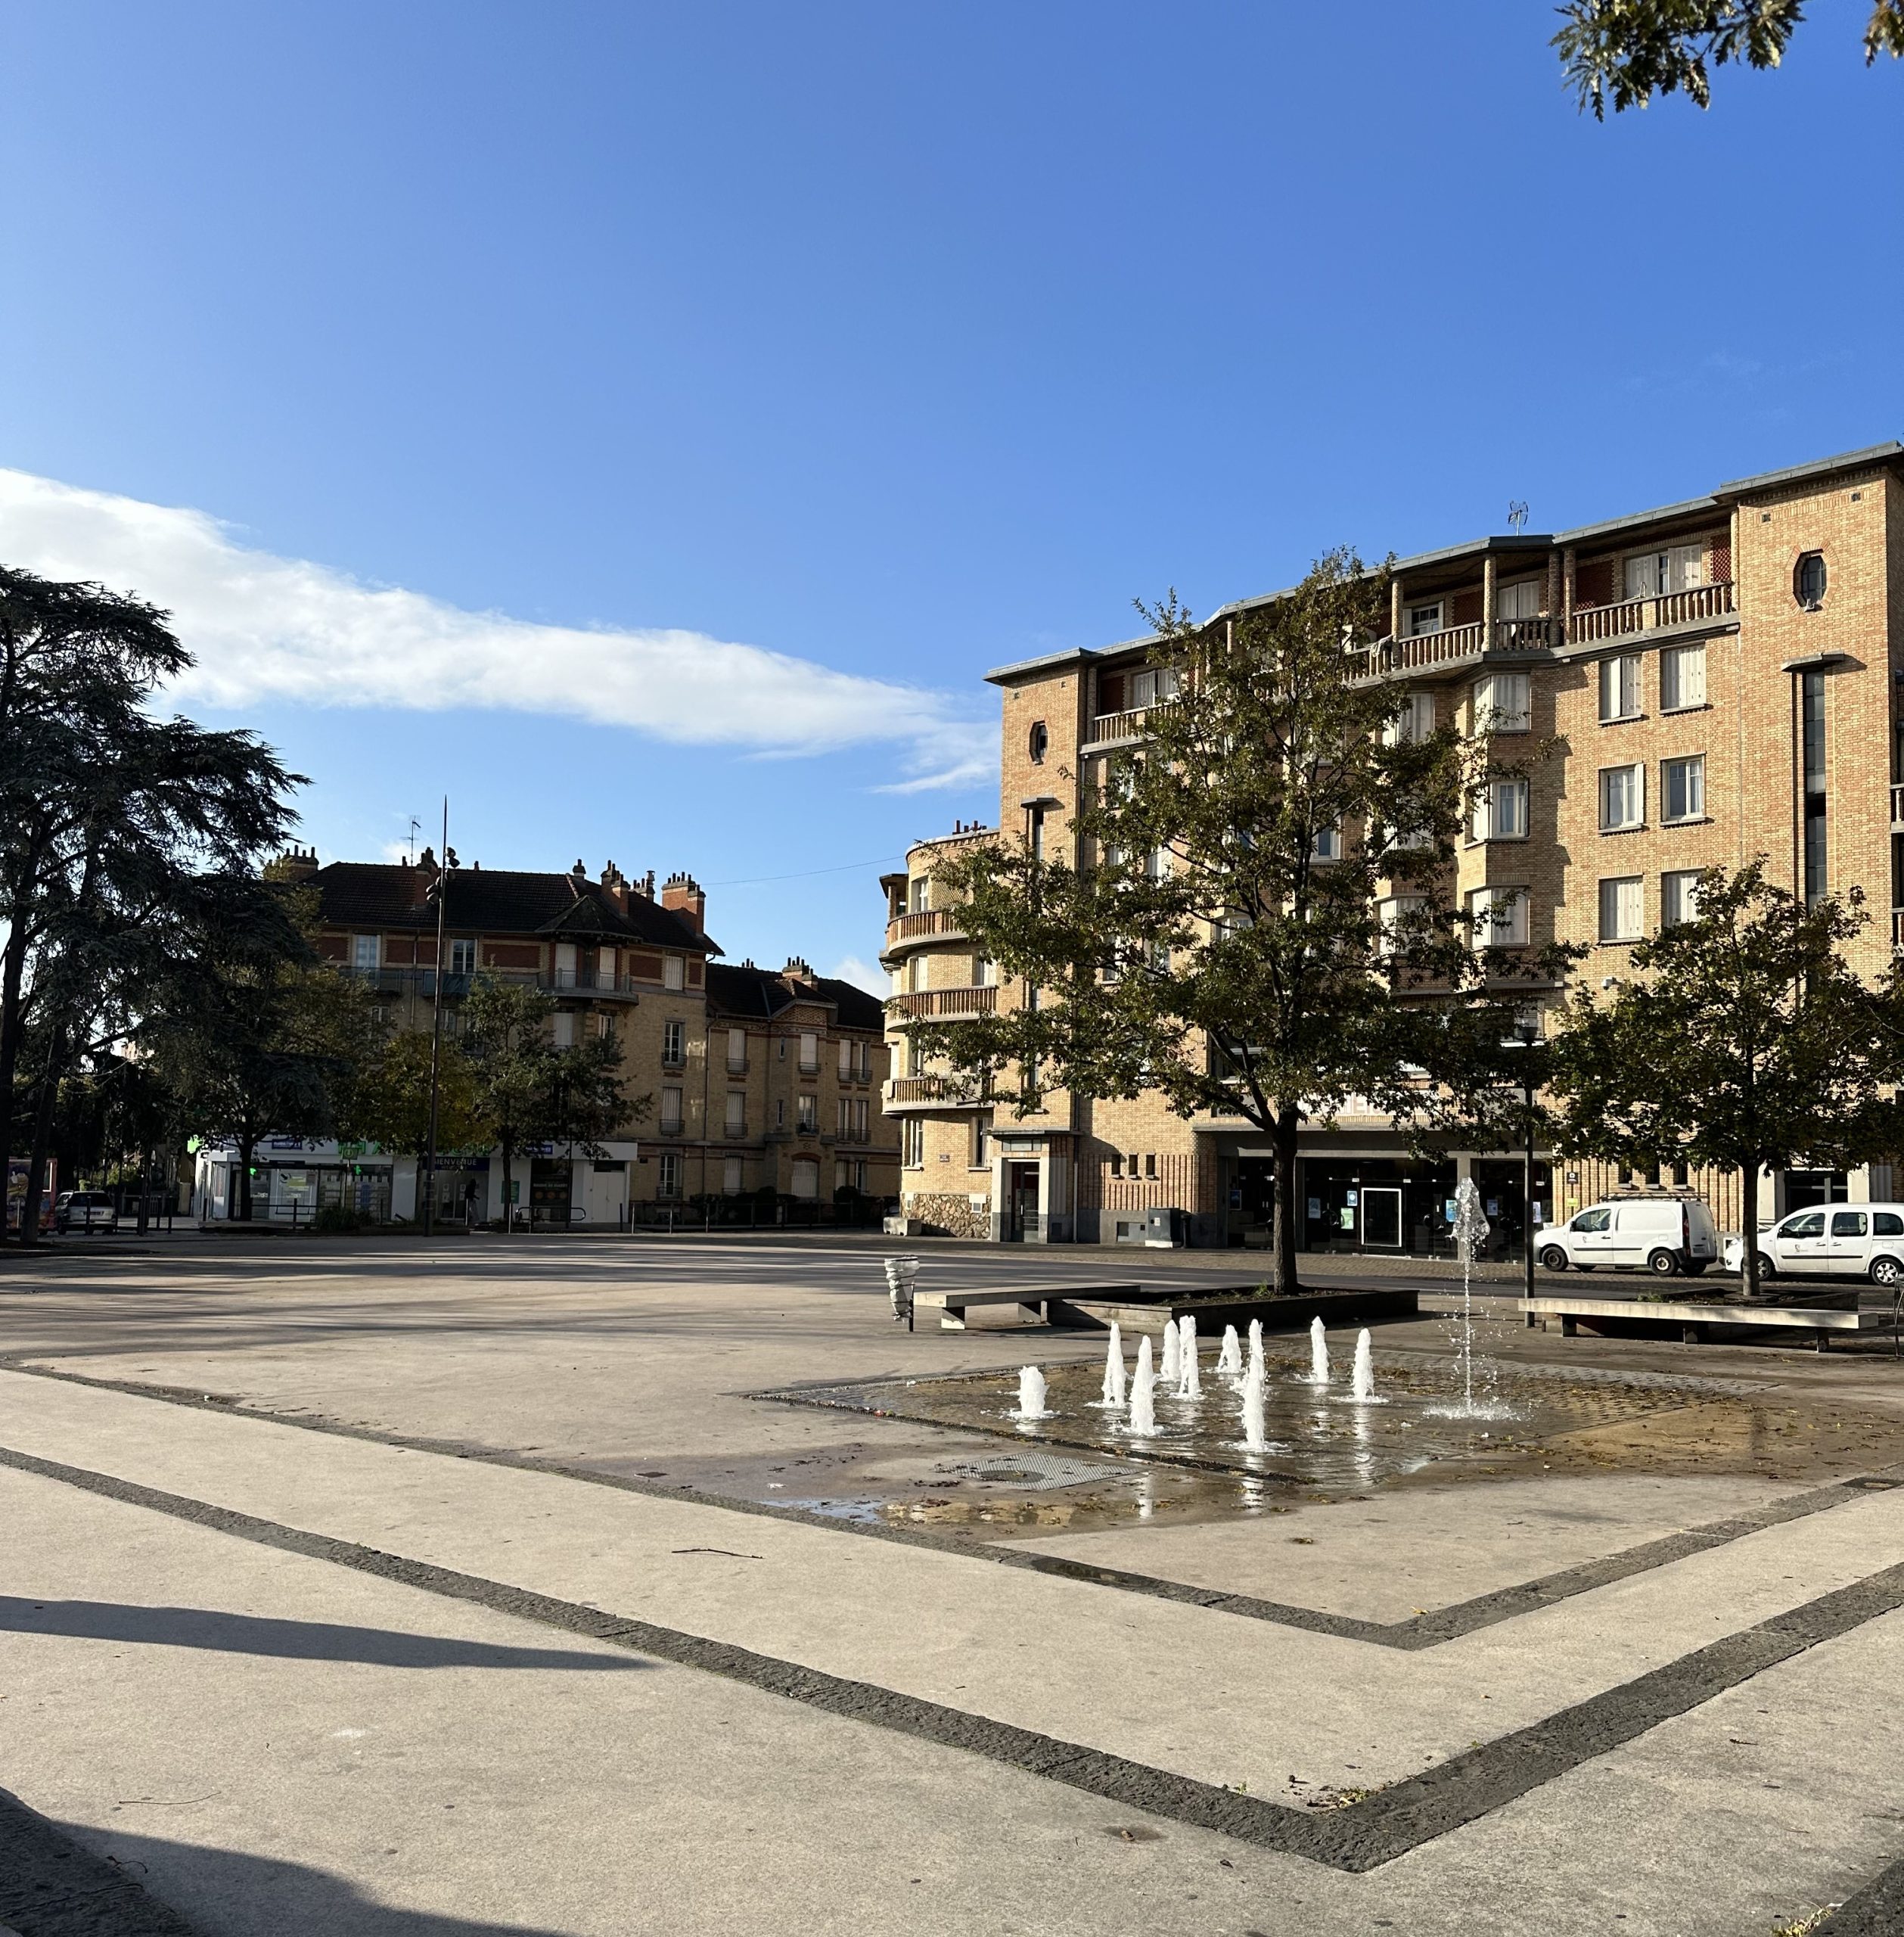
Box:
[195,853,896,1225]
[884,440,1904,1254]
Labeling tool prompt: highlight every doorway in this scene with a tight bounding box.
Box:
[1005,1161,1040,1242]
[1360,1186,1403,1249]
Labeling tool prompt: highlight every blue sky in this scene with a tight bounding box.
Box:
[2,2,1898,984]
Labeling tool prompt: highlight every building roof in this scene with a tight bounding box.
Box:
[309,862,717,953]
[985,439,1904,682]
[705,960,885,1031]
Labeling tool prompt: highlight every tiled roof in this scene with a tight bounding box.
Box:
[310,863,716,953]
[705,962,885,1032]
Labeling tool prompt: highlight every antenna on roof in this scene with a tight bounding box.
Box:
[406,815,421,866]
[1507,500,1530,534]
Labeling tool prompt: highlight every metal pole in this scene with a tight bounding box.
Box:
[421,797,449,1239]
[1524,1065,1537,1306]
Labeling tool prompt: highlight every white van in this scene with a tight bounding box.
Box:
[1538,1197,1719,1278]
[1728,1204,1904,1287]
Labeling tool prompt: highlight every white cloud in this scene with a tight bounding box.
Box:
[828,954,890,996]
[0,468,997,792]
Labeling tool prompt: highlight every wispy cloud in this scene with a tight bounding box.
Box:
[0,469,996,791]
[828,954,890,996]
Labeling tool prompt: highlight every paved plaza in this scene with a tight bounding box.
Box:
[4,1235,1904,1935]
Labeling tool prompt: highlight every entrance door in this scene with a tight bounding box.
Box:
[1005,1161,1040,1242]
[1360,1186,1403,1249]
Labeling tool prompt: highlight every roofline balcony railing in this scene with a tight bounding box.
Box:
[887,985,999,1020]
[541,968,641,993]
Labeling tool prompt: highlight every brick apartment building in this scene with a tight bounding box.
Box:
[194,853,896,1225]
[882,440,1904,1255]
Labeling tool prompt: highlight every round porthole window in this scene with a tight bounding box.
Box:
[1028,721,1049,763]
[1794,552,1828,610]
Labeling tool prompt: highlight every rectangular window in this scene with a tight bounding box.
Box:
[598,947,617,986]
[972,953,996,987]
[1660,644,1706,711]
[448,937,475,975]
[722,1155,744,1194]
[903,1118,924,1167]
[1405,600,1444,638]
[1599,763,1645,831]
[725,1091,745,1136]
[1474,672,1531,734]
[1663,754,1705,822]
[352,934,380,970]
[1377,894,1424,955]
[908,875,930,913]
[596,1012,613,1041]
[1803,669,1827,905]
[1312,824,1342,861]
[1599,655,1641,722]
[660,1086,684,1133]
[1625,543,1704,599]
[663,955,685,991]
[798,1031,818,1072]
[726,1027,747,1071]
[906,954,927,993]
[855,1040,871,1079]
[552,1011,576,1049]
[1662,870,1702,927]
[775,1098,784,1128]
[838,1038,853,1078]
[1472,779,1529,843]
[797,1093,816,1130]
[1128,664,1179,707]
[972,1115,992,1171]
[1029,807,1045,863]
[1466,886,1528,948]
[657,1151,682,1199]
[1386,691,1435,745]
[663,1019,685,1065]
[1599,876,1644,942]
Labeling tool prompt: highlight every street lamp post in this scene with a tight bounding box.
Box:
[421,799,457,1239]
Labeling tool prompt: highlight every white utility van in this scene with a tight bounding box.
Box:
[1726,1205,1904,1287]
[1538,1197,1719,1277]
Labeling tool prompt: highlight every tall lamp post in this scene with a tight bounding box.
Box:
[420,800,458,1239]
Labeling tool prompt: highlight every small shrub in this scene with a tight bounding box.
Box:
[310,1203,367,1235]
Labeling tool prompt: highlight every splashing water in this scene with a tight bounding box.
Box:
[1307,1316,1331,1387]
[1346,1328,1385,1405]
[1159,1317,1181,1388]
[1241,1361,1268,1452]
[1010,1365,1053,1420]
[1216,1324,1242,1382]
[1176,1316,1201,1400]
[1247,1318,1265,1388]
[1093,1322,1127,1410]
[1427,1178,1517,1420]
[1127,1335,1158,1438]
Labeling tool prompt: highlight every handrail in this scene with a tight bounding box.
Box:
[884,908,968,948]
[887,986,999,1019]
[1567,581,1735,645]
[884,1075,983,1104]
[1086,706,1150,742]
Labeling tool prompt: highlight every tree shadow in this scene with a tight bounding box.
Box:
[2,1787,591,1935]
[0,1598,648,1673]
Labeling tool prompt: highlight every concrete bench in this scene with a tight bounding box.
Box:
[914,1283,1142,1330]
[1523,1292,1888,1351]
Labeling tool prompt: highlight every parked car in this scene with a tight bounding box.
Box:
[54,1189,119,1234]
[1723,1205,1904,1287]
[1536,1196,1719,1277]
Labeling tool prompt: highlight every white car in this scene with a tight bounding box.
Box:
[1537,1196,1719,1278]
[1725,1205,1904,1288]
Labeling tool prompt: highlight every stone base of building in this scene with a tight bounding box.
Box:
[902,1190,992,1240]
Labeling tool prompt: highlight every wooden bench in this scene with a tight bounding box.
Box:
[1523,1292,1887,1351]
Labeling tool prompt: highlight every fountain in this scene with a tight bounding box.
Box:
[1159,1315,1181,1388]
[1009,1365,1054,1420]
[1426,1177,1515,1420]
[1127,1335,1158,1438]
[1176,1315,1201,1400]
[1344,1327,1385,1404]
[1247,1318,1265,1388]
[1241,1360,1268,1452]
[1216,1324,1242,1382]
[1306,1315,1331,1387]
[1092,1322,1127,1409]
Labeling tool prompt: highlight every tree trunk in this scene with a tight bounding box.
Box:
[1741,1161,1762,1300]
[0,911,30,1226]
[17,1031,64,1251]
[501,1129,514,1235]
[1269,1108,1303,1298]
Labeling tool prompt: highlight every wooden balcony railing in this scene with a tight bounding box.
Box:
[1566,581,1735,645]
[1085,706,1150,744]
[884,1075,986,1105]
[887,985,999,1020]
[884,907,967,949]
[1348,622,1489,679]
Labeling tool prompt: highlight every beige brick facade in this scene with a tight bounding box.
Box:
[882,441,1904,1254]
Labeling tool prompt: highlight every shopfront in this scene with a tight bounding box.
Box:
[529,1156,573,1229]
[1297,1157,1459,1259]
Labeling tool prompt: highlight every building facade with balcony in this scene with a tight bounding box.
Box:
[198,853,896,1227]
[883,440,1904,1254]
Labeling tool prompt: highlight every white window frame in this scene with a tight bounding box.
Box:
[1472,778,1529,843]
[726,1027,747,1071]
[663,1018,685,1063]
[552,1011,576,1049]
[1386,691,1436,746]
[1662,754,1706,823]
[798,1031,819,1073]
[1474,672,1531,735]
[722,1155,744,1195]
[448,937,475,975]
[1660,643,1707,712]
[657,1151,682,1199]
[660,1086,684,1133]
[351,934,380,970]
[1599,655,1642,723]
[1662,870,1702,928]
[1312,824,1343,862]
[797,1092,817,1131]
[1625,543,1704,600]
[1599,875,1644,943]
[1467,886,1528,949]
[725,1091,746,1136]
[1496,578,1543,623]
[1598,763,1645,832]
[1404,600,1445,639]
[903,1118,924,1168]
[663,954,685,992]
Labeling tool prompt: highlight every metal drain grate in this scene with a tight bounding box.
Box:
[943,1452,1117,1491]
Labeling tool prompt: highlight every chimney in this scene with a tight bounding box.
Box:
[272,844,319,885]
[640,869,656,900]
[662,872,706,934]
[600,860,630,913]
[783,954,813,983]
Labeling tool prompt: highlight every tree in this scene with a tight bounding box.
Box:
[911,552,1573,1295]
[346,1031,485,1159]
[1545,863,1899,1298]
[1555,0,1904,117]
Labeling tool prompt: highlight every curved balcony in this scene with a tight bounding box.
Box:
[882,906,969,956]
[886,985,998,1023]
[884,1075,989,1110]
